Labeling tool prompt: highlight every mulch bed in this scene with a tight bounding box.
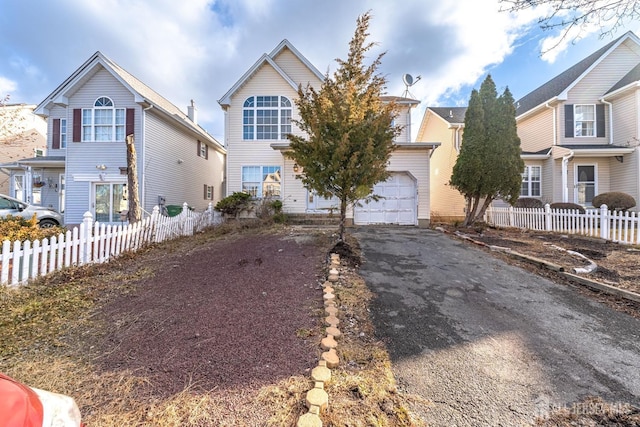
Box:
[89,232,327,397]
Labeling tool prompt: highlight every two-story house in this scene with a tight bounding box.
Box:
[1,52,226,225]
[420,30,640,220]
[0,104,47,197]
[218,39,439,226]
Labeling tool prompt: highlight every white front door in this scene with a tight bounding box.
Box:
[307,191,339,213]
[93,182,128,223]
[575,165,596,206]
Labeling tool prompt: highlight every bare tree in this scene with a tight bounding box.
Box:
[125,134,141,222]
[0,95,37,146]
[501,0,640,51]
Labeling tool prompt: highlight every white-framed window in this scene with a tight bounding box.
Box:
[521,165,541,197]
[204,184,213,200]
[241,165,281,198]
[243,96,292,140]
[574,104,595,137]
[60,118,67,148]
[82,96,126,142]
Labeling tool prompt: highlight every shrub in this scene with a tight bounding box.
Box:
[0,215,65,242]
[214,192,252,217]
[592,192,636,211]
[514,198,544,209]
[550,202,585,214]
[270,199,283,214]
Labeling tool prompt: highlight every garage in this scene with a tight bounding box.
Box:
[354,172,417,225]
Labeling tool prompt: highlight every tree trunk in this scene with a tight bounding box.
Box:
[474,196,495,224]
[463,196,480,227]
[125,134,142,223]
[339,198,347,242]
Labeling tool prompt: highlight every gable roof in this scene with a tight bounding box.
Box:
[218,39,325,107]
[515,31,640,117]
[605,62,640,95]
[429,107,467,125]
[35,52,223,149]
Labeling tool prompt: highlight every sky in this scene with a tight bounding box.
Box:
[1,0,639,142]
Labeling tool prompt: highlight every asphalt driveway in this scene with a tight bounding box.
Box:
[352,227,640,426]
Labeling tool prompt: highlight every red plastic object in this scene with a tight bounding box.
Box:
[0,373,44,427]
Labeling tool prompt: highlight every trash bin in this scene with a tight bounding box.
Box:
[165,205,183,217]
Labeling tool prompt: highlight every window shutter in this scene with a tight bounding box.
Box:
[52,119,60,149]
[126,108,135,138]
[596,104,605,138]
[564,104,574,138]
[204,184,208,199]
[197,140,201,156]
[205,144,209,160]
[73,109,81,142]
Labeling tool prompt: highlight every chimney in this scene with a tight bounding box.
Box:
[187,99,197,124]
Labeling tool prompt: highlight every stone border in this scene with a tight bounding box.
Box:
[444,229,640,304]
[297,253,342,427]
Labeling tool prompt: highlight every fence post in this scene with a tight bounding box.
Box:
[80,211,93,265]
[208,202,214,226]
[600,204,608,240]
[544,204,551,231]
[508,206,514,227]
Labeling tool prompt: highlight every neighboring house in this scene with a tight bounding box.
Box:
[218,39,439,226]
[0,52,225,225]
[417,107,467,222]
[420,30,640,220]
[0,104,47,197]
[515,30,640,210]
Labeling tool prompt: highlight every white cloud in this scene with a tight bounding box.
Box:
[0,76,17,96]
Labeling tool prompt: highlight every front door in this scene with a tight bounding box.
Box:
[575,165,596,206]
[93,182,128,223]
[307,191,339,213]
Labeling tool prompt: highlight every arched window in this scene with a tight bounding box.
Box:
[82,96,126,142]
[243,96,292,140]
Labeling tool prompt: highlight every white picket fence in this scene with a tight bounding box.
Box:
[485,204,640,245]
[1,202,223,287]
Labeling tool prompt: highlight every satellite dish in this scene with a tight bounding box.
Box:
[403,73,414,86]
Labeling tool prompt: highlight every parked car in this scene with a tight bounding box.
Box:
[0,194,63,228]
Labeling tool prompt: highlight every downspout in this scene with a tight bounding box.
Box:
[453,125,462,153]
[142,104,154,210]
[562,151,574,203]
[600,98,613,144]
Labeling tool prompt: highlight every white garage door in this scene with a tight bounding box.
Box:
[354,173,416,225]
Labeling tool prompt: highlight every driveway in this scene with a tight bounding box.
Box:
[352,227,640,426]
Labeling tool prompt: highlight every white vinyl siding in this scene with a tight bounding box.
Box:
[517,108,554,153]
[271,48,322,88]
[144,111,224,213]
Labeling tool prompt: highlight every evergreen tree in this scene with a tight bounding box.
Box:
[450,75,524,226]
[288,11,400,241]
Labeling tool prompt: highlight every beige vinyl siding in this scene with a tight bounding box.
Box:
[64,67,138,224]
[418,112,466,220]
[562,41,640,146]
[272,48,322,88]
[611,90,638,146]
[143,111,224,212]
[541,157,555,203]
[517,108,554,153]
[608,151,639,211]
